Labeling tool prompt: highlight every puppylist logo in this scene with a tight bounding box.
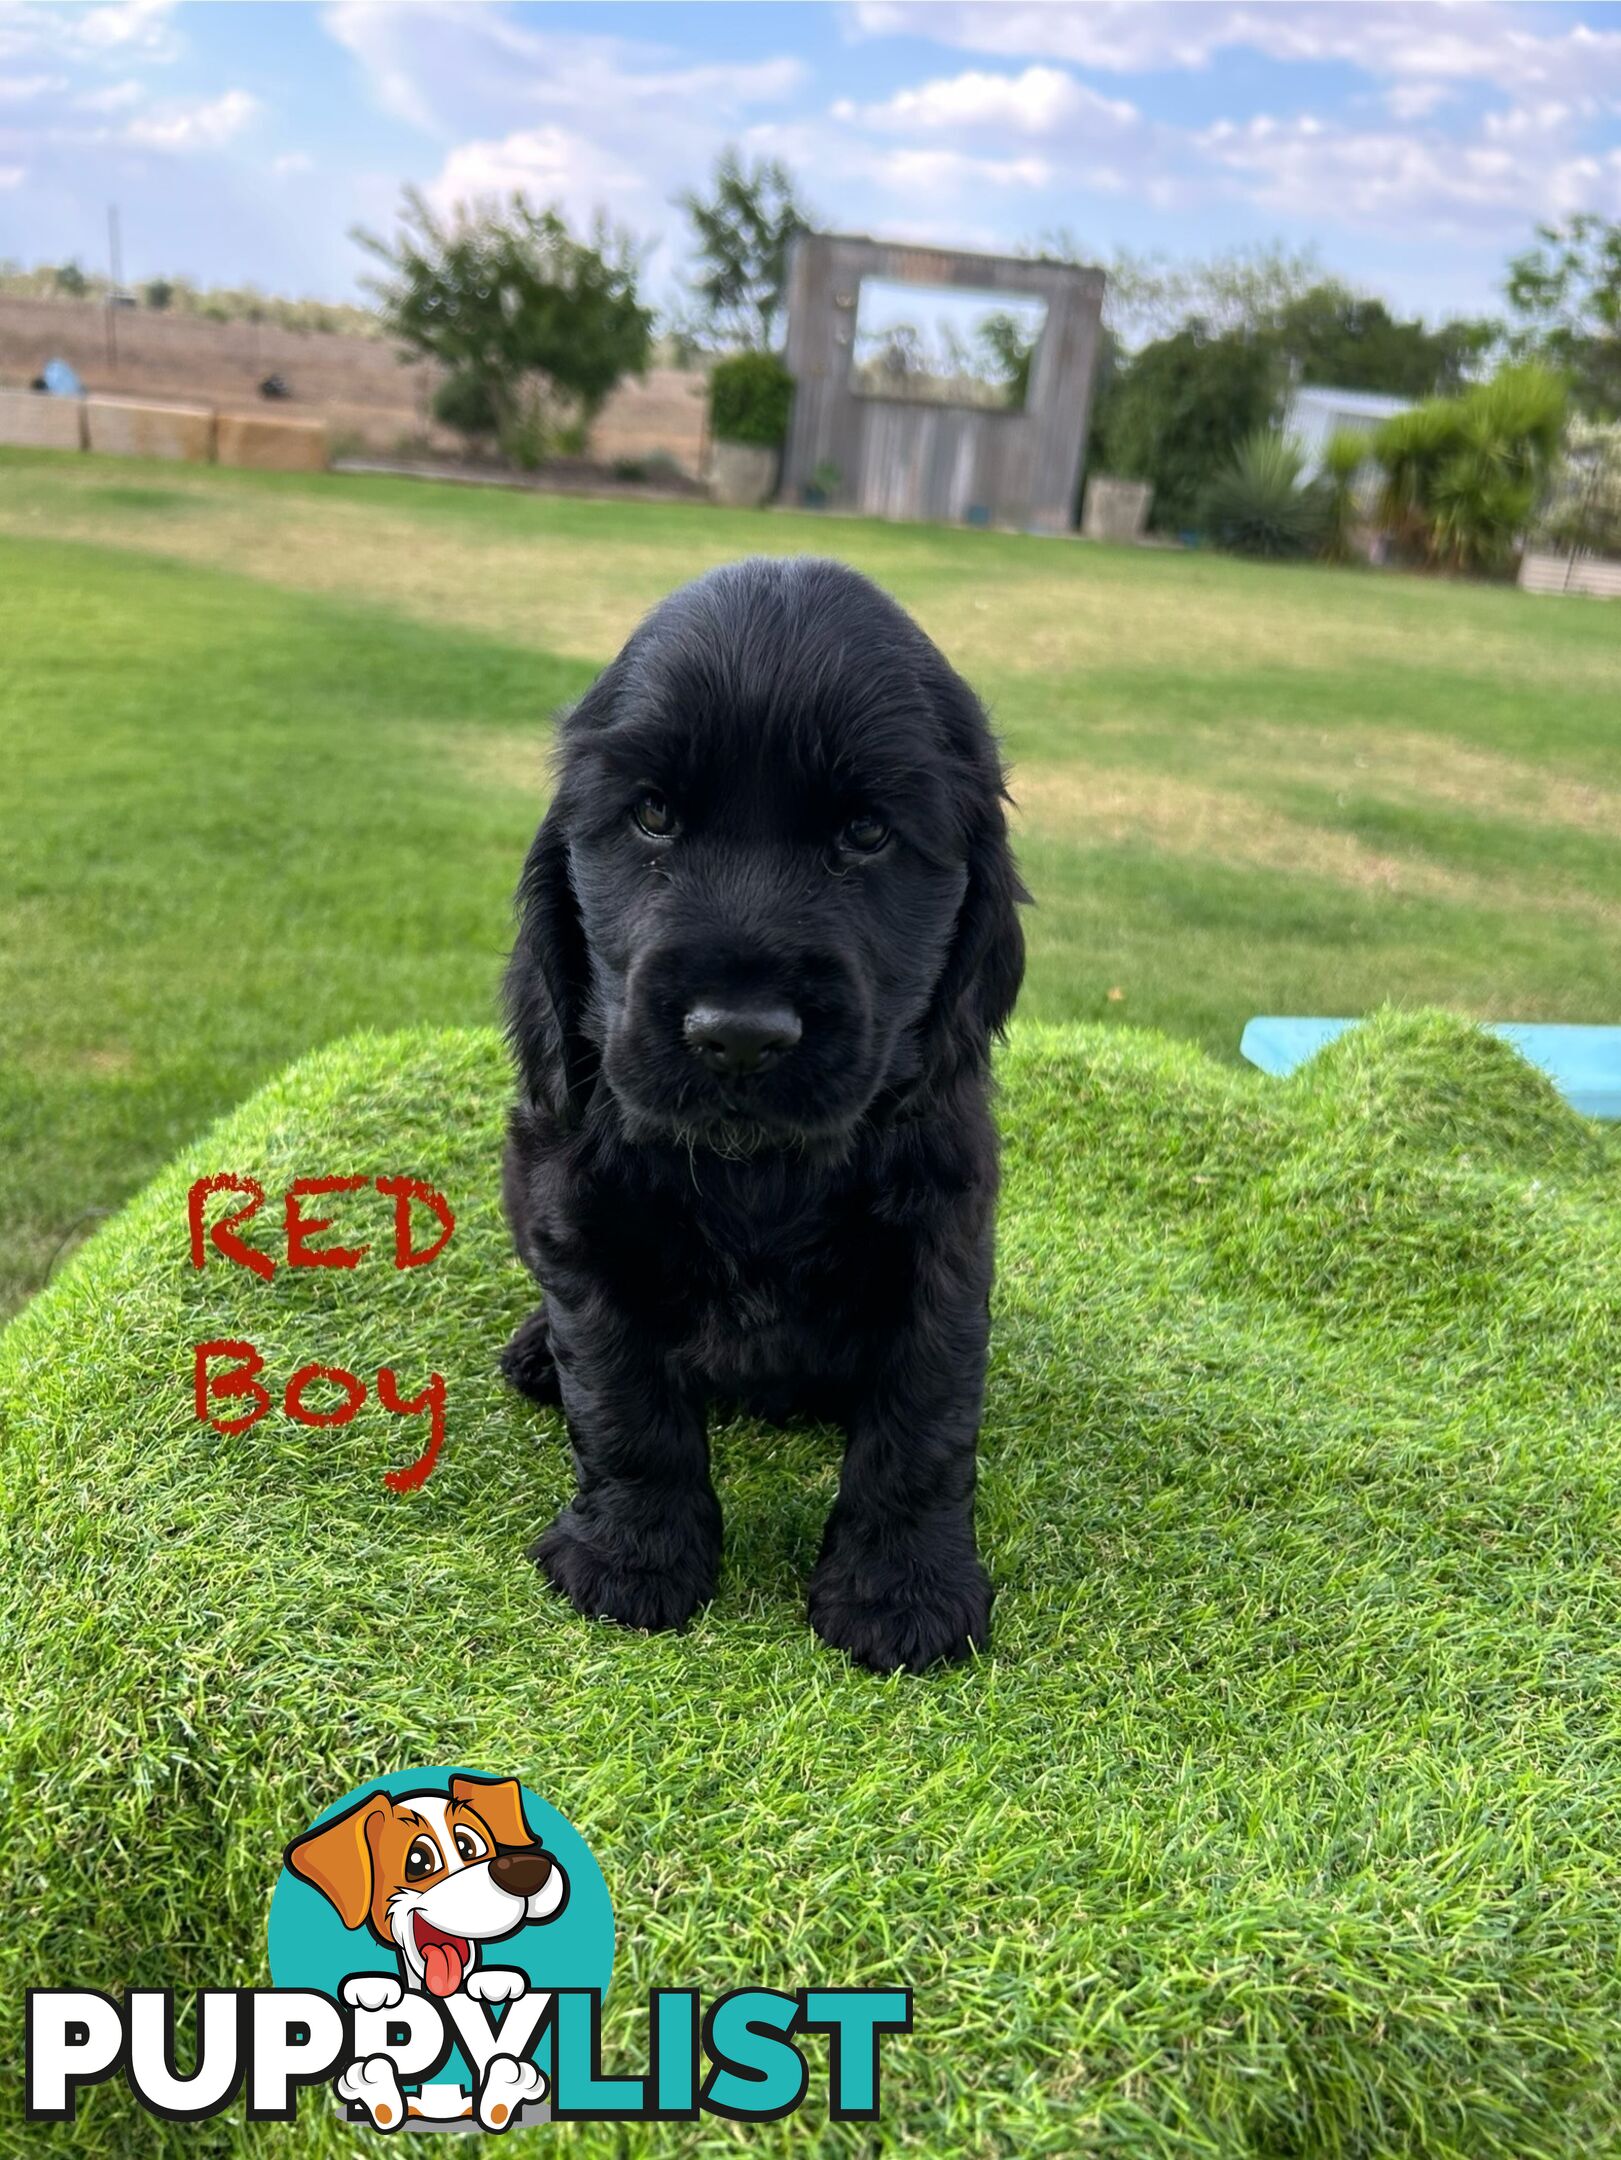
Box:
[26,1768,912,2133]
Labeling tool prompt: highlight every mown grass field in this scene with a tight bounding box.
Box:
[1,444,1617,1319]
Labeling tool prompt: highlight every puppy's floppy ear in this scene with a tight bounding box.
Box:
[910,674,1028,1084]
[505,793,596,1125]
[450,1774,535,1850]
[930,787,1027,1048]
[285,1793,388,1932]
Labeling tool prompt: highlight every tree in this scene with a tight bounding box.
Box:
[978,310,1036,405]
[876,323,925,383]
[142,277,175,312]
[1036,231,1321,346]
[1271,282,1490,399]
[53,261,88,299]
[1504,215,1621,419]
[1537,417,1621,557]
[1096,323,1280,531]
[355,189,653,463]
[678,148,810,351]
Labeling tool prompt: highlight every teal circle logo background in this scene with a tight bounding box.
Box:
[268,1765,614,2012]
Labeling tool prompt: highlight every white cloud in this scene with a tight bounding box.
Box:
[424,123,647,220]
[126,86,257,151]
[70,0,178,56]
[1193,103,1621,232]
[323,2,804,139]
[0,71,62,100]
[1383,82,1453,121]
[0,0,180,65]
[834,63,1133,137]
[849,2,1621,101]
[273,149,314,176]
[0,160,23,186]
[879,145,1052,195]
[74,76,144,112]
[848,2,1220,74]
[322,0,443,132]
[827,13,1621,243]
[1481,101,1575,143]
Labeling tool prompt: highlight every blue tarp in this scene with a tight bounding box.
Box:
[1241,1016,1621,1121]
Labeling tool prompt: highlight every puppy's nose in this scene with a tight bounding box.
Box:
[490,1848,552,1899]
[683,1004,802,1078]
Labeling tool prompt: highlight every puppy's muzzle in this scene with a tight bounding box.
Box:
[682,1003,802,1080]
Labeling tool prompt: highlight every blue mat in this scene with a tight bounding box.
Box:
[1240,1017,1621,1122]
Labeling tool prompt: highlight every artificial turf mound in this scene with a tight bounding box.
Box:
[2,1012,1618,2157]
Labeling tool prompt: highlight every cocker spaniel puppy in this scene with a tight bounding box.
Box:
[502,557,1025,1673]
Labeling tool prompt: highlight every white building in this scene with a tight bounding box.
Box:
[1284,384,1413,478]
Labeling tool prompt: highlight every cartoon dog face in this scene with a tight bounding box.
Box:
[286,1775,569,1997]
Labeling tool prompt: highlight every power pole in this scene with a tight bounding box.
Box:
[106,204,122,375]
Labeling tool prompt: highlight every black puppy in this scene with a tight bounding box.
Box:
[501,557,1025,1673]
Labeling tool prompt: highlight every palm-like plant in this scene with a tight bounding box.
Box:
[1202,431,1328,559]
[1372,364,1567,575]
[1319,427,1372,562]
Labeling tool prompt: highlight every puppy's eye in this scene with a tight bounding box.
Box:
[453,1827,488,1863]
[633,792,678,839]
[405,1836,441,1882]
[839,814,890,855]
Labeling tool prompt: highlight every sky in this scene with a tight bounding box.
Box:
[2,1,1620,329]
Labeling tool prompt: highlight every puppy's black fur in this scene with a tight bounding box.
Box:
[501,557,1025,1673]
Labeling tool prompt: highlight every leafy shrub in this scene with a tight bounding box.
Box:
[431,369,499,442]
[708,351,794,447]
[1097,325,1279,532]
[1202,431,1327,558]
[1373,363,1567,575]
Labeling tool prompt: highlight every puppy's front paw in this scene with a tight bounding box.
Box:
[809,1535,992,1674]
[478,2054,547,2131]
[532,1502,719,1634]
[341,1974,404,2012]
[501,1309,562,1407]
[337,2053,406,2132]
[465,1967,527,2005]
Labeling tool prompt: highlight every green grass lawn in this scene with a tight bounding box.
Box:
[2,446,1619,1317]
[2,1013,1618,2155]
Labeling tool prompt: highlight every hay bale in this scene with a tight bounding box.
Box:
[85,396,215,463]
[216,411,327,473]
[0,386,84,452]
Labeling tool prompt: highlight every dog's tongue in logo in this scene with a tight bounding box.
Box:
[415,1916,470,1998]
